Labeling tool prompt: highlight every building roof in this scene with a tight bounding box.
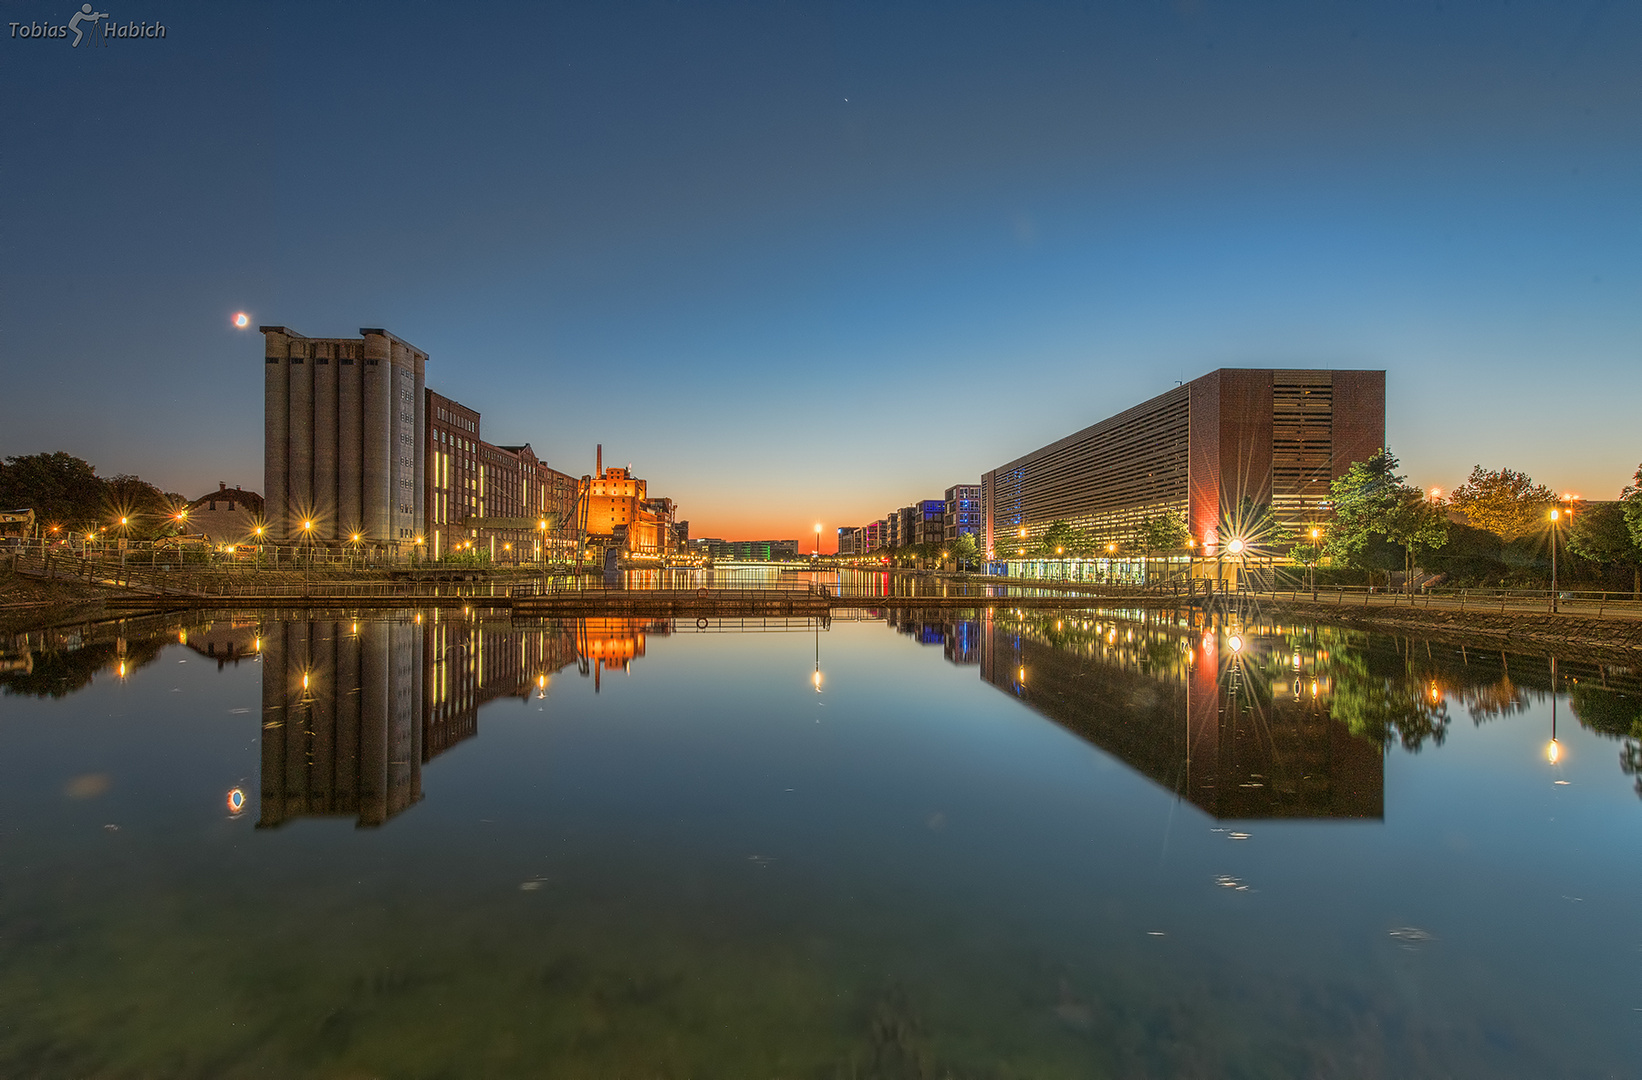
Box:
[183,484,264,513]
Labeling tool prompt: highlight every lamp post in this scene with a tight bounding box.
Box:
[1549,508,1560,613]
[1309,526,1321,600]
[814,523,822,561]
[1227,537,1246,595]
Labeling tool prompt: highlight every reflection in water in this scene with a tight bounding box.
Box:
[971,610,1384,819]
[4,605,1642,1075]
[876,607,1642,813]
[258,612,676,827]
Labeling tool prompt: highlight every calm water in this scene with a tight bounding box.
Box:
[2,606,1639,1078]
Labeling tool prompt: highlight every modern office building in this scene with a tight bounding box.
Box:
[914,499,947,547]
[982,368,1384,565]
[944,484,982,545]
[262,327,426,547]
[836,526,860,556]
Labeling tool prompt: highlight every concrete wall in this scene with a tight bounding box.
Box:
[263,331,289,541]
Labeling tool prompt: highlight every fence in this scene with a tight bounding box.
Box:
[1255,582,1642,618]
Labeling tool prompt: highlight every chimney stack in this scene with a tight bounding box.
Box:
[597,444,602,476]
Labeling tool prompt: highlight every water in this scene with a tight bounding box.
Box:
[2,607,1639,1078]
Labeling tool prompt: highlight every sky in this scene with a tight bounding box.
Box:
[2,0,1638,547]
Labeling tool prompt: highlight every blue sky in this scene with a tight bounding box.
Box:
[2,0,1637,541]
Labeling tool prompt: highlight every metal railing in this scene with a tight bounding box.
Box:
[1252,582,1642,617]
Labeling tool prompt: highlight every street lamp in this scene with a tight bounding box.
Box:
[1309,526,1321,599]
[1549,508,1561,613]
[814,523,822,560]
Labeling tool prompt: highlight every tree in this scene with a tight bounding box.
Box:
[1623,464,1642,552]
[1325,448,1440,588]
[1569,500,1642,598]
[1037,520,1092,559]
[103,474,177,539]
[0,452,107,529]
[949,532,978,570]
[1447,466,1556,541]
[1132,511,1189,583]
[1384,486,1449,594]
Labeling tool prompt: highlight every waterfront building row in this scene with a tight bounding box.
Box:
[261,326,676,562]
[836,484,985,558]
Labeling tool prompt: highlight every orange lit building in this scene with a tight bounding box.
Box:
[581,465,675,557]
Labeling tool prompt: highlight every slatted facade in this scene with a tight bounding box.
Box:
[984,369,1384,560]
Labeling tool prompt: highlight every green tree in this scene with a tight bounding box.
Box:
[949,532,979,569]
[1448,465,1556,541]
[103,474,178,540]
[1132,511,1189,583]
[1385,486,1450,594]
[1623,464,1642,552]
[1326,448,1441,589]
[0,452,107,530]
[1038,520,1092,559]
[1568,500,1642,598]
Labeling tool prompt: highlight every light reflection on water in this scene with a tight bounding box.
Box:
[1,607,1639,1078]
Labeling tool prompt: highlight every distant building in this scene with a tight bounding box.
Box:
[836,526,860,556]
[865,520,886,552]
[982,368,1385,570]
[181,483,264,543]
[692,538,799,561]
[424,392,578,562]
[914,499,946,547]
[582,463,673,557]
[261,326,426,546]
[944,484,982,545]
[264,324,621,562]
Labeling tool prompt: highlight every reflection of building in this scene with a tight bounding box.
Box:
[257,613,669,828]
[982,368,1385,564]
[181,620,260,669]
[574,617,671,692]
[978,610,1383,819]
[258,617,426,828]
[424,613,580,761]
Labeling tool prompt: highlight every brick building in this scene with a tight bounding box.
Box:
[982,368,1385,570]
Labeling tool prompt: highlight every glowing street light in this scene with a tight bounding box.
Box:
[1550,508,1561,612]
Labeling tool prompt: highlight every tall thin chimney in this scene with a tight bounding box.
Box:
[597,444,602,475]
